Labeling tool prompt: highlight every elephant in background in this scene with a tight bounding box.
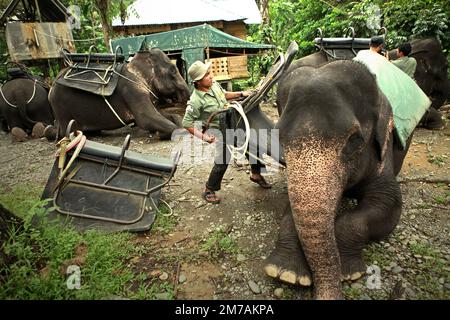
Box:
[47,48,190,140]
[0,76,54,142]
[265,60,412,299]
[284,38,448,130]
[399,38,449,129]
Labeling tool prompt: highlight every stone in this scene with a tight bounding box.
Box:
[351,283,364,290]
[237,254,246,262]
[179,274,187,284]
[155,292,171,300]
[392,266,403,274]
[248,280,261,294]
[159,272,169,280]
[274,288,284,299]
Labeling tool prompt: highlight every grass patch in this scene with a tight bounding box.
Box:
[152,202,177,234]
[427,154,447,167]
[0,185,44,218]
[363,243,392,269]
[0,183,160,299]
[434,190,450,205]
[200,226,238,259]
[404,241,449,299]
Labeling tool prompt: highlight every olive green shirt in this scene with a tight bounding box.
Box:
[182,81,227,130]
[392,56,417,79]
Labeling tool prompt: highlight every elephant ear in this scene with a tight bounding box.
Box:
[374,92,394,162]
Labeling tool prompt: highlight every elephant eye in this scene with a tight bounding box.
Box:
[342,131,365,160]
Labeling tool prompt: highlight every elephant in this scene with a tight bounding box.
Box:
[285,37,448,130]
[390,38,449,129]
[47,48,190,139]
[265,59,413,299]
[0,76,54,142]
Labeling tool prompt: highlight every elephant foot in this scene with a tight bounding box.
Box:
[340,254,366,281]
[264,252,312,287]
[31,122,46,139]
[420,108,445,130]
[11,127,28,142]
[264,213,312,287]
[157,131,172,140]
[43,125,57,141]
[335,214,368,282]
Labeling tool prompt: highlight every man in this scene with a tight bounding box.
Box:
[182,60,271,204]
[391,42,417,79]
[368,35,387,56]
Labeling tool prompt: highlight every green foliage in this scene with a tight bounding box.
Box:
[152,203,177,234]
[0,184,145,299]
[61,0,135,52]
[200,226,238,259]
[251,0,450,76]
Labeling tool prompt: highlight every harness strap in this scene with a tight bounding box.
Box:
[103,95,127,126]
[0,79,38,108]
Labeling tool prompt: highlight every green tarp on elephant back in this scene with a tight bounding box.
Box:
[354,51,431,149]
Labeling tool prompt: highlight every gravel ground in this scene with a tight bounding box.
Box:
[0,104,448,300]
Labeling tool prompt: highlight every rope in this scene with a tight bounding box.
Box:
[226,101,250,162]
[0,84,17,108]
[0,79,38,108]
[112,69,159,100]
[103,96,127,126]
[26,80,37,104]
[225,102,286,170]
[150,197,173,217]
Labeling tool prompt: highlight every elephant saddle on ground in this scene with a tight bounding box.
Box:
[56,52,125,97]
[38,131,179,233]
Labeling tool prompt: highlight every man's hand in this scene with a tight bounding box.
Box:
[203,133,217,143]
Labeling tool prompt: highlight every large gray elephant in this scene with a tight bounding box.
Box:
[0,76,54,142]
[48,48,190,139]
[265,59,413,299]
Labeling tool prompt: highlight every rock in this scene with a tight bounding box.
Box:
[351,283,364,290]
[438,277,445,285]
[444,283,450,291]
[404,286,416,298]
[155,292,171,300]
[392,266,403,274]
[237,254,246,262]
[248,280,261,294]
[360,294,372,300]
[179,274,187,284]
[159,272,169,280]
[274,288,284,298]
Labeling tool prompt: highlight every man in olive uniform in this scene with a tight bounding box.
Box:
[391,42,417,79]
[182,61,271,204]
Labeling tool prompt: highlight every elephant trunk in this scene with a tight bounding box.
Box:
[284,137,345,300]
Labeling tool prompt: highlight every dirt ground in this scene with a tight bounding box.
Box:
[0,103,449,300]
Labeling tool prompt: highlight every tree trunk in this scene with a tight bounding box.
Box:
[259,0,270,25]
[94,0,111,50]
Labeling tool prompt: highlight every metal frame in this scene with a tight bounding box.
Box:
[51,121,181,224]
[61,46,124,86]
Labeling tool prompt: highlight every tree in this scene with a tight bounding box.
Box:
[94,0,111,49]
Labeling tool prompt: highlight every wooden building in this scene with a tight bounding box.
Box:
[111,0,268,84]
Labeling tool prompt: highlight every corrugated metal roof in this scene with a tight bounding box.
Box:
[112,0,261,27]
